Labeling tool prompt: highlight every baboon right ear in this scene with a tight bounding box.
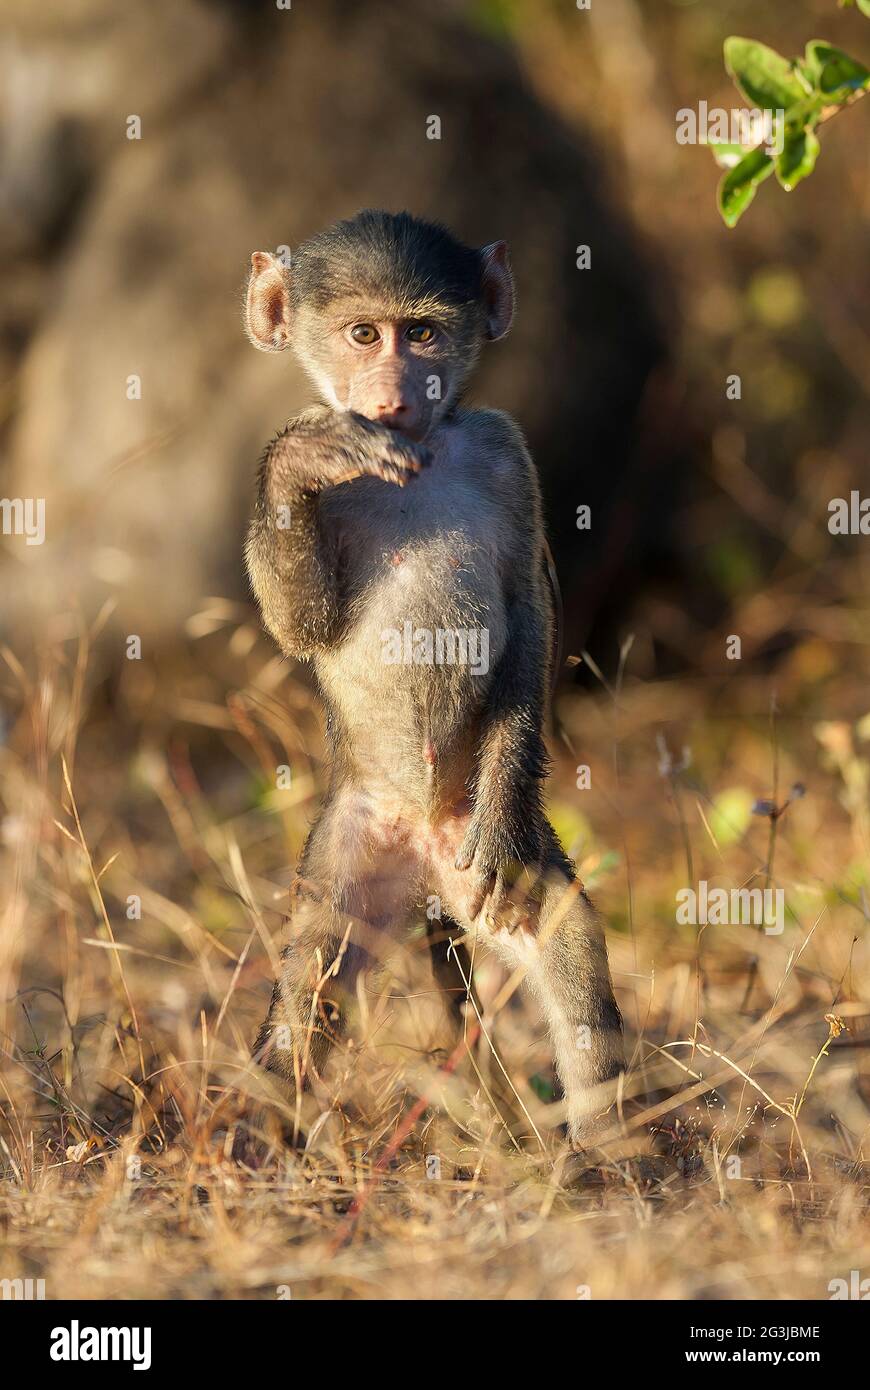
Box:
[245,251,292,352]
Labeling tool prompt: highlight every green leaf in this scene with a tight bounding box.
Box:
[717,145,774,227]
[775,128,820,190]
[860,0,870,18]
[804,41,870,101]
[724,37,807,112]
[707,140,753,170]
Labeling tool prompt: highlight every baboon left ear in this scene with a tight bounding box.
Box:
[245,251,292,352]
[480,241,514,341]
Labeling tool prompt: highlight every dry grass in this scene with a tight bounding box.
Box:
[2,0,870,1305]
[1,600,869,1301]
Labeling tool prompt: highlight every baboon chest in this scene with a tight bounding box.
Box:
[315,442,510,787]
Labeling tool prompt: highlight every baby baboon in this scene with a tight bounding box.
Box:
[244,211,623,1148]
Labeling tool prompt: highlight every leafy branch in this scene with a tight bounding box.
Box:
[713,34,870,226]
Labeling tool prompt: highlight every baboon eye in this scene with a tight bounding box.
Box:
[350,323,379,345]
[406,322,436,343]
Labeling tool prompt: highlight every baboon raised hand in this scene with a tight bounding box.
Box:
[244,211,624,1149]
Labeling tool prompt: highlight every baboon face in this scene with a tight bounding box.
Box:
[245,210,514,442]
[293,296,468,441]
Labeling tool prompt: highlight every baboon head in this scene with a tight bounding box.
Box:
[244,209,514,441]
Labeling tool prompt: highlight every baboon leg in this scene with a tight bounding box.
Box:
[530,871,624,1150]
[251,899,365,1093]
[253,790,421,1097]
[426,912,542,1150]
[435,825,624,1150]
[238,894,353,1157]
[504,841,624,1149]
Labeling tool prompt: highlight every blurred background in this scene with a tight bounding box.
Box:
[1,0,869,672]
[1,0,870,1299]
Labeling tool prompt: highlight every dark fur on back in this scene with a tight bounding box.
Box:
[290,210,484,312]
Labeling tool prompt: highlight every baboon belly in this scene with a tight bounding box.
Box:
[318,538,506,794]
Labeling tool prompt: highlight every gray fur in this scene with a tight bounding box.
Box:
[244,213,624,1150]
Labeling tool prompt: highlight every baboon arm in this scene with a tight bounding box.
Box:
[462,585,550,868]
[459,415,553,870]
[244,413,343,660]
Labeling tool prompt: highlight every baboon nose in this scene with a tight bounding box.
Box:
[374,402,409,428]
[372,397,408,422]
